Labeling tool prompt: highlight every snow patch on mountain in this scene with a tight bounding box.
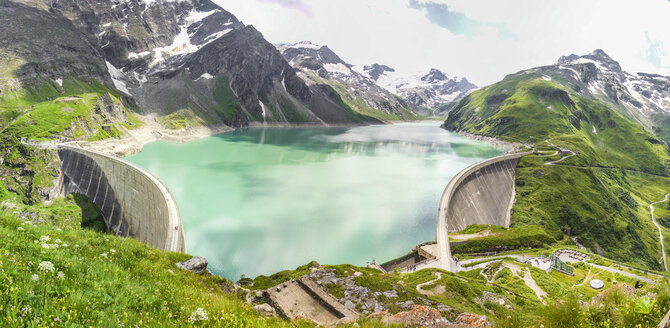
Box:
[105,61,131,95]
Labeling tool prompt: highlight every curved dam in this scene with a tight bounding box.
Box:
[57,145,186,252]
[435,151,532,271]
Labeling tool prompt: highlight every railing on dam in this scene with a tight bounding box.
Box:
[56,145,186,253]
[435,151,532,271]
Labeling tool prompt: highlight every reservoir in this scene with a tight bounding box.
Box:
[126,123,503,279]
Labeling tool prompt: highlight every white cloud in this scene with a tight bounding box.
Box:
[214,0,670,85]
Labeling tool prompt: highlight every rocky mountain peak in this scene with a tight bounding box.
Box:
[279,41,351,68]
[363,64,395,81]
[556,49,621,72]
[421,68,448,82]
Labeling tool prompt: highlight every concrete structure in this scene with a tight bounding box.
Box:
[435,152,532,271]
[56,145,186,252]
[265,277,358,326]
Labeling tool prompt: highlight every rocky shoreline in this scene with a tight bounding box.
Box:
[442,126,525,152]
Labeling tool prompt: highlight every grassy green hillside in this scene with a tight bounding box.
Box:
[2,183,668,327]
[444,72,670,270]
[0,76,142,204]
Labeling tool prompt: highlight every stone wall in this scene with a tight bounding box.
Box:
[57,146,186,252]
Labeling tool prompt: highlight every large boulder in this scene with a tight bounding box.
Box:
[176,256,209,274]
[253,304,275,317]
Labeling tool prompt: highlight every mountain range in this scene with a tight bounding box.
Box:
[359,65,478,116]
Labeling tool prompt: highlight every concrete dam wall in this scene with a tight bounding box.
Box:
[57,146,186,252]
[435,151,531,271]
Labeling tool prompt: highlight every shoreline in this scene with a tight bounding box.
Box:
[445,128,525,152]
[79,117,444,157]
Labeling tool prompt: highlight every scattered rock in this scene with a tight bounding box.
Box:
[382,290,398,298]
[175,256,208,274]
[383,305,450,327]
[253,303,275,317]
[454,313,489,327]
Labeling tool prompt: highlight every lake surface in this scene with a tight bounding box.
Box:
[126,123,503,280]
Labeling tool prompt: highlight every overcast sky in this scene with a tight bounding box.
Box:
[214,0,670,86]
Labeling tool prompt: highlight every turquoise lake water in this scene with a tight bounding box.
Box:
[126,123,503,280]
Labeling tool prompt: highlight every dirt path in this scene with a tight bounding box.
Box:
[449,228,499,241]
[416,272,443,296]
[575,267,593,287]
[650,193,670,272]
[503,262,547,302]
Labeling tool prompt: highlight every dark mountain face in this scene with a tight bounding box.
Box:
[2,0,367,127]
[0,1,112,93]
[421,68,448,82]
[363,64,395,81]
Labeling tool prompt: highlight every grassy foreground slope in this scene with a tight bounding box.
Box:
[2,184,668,327]
[444,73,670,270]
[0,191,317,328]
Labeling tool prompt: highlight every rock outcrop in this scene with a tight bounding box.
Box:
[176,256,209,274]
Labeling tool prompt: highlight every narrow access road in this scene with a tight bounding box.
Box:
[589,263,657,284]
[651,193,670,272]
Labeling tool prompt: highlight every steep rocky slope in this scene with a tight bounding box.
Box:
[277,42,418,121]
[1,0,380,130]
[360,65,477,117]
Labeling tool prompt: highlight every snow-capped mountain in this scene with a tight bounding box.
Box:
[534,49,670,143]
[276,41,418,120]
[1,0,383,127]
[359,66,477,116]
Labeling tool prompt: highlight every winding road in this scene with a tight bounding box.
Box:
[650,193,670,272]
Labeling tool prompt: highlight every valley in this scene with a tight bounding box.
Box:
[0,0,669,327]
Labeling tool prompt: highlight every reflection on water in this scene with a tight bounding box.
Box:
[126,123,503,279]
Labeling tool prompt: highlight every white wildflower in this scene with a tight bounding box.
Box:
[39,236,51,242]
[16,227,25,231]
[188,308,208,323]
[41,243,50,250]
[57,271,65,280]
[62,243,68,248]
[54,239,62,244]
[100,253,108,258]
[31,274,39,282]
[20,305,31,317]
[38,261,55,273]
[109,249,116,254]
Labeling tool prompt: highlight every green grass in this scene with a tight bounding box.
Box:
[452,225,555,254]
[212,78,242,121]
[444,72,670,271]
[0,196,320,328]
[156,108,206,130]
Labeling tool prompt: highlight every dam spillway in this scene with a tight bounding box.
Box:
[57,146,186,252]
